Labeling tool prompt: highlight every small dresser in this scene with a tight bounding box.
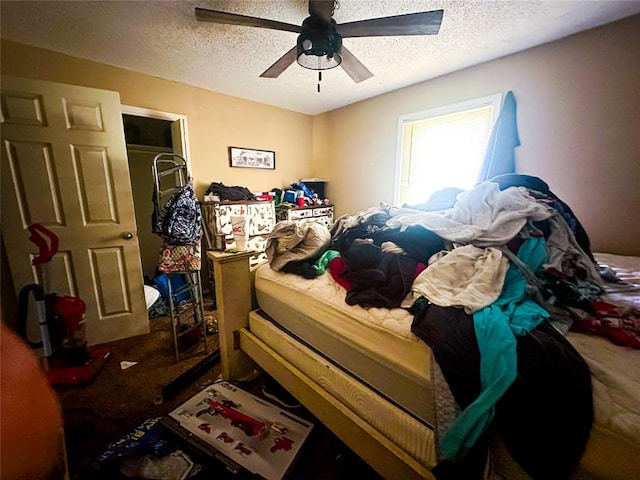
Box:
[275,203,334,229]
[202,200,275,268]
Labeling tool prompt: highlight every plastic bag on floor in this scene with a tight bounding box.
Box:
[120,450,194,479]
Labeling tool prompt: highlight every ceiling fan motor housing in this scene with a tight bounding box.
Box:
[195,4,444,82]
[296,16,342,70]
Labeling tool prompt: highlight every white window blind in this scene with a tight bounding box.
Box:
[395,94,502,206]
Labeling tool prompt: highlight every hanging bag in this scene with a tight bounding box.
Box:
[154,180,202,246]
[157,237,202,273]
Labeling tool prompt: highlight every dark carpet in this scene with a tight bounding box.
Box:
[58,300,382,480]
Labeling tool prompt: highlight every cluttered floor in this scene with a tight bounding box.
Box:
[58,296,382,480]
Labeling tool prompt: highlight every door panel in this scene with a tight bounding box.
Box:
[1,76,148,345]
[32,251,77,297]
[72,145,118,223]
[4,140,64,225]
[90,246,130,315]
[1,90,47,125]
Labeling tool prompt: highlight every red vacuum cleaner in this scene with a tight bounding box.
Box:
[18,223,111,387]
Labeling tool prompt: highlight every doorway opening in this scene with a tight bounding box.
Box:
[121,108,190,285]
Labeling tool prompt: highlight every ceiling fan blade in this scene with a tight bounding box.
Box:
[308,0,334,21]
[260,46,298,78]
[195,7,301,33]
[340,46,373,83]
[338,9,443,38]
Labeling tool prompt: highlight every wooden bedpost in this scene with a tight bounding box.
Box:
[207,250,257,381]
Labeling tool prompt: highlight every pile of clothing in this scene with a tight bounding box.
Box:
[264,174,639,479]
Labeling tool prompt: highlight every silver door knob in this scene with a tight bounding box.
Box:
[122,232,134,240]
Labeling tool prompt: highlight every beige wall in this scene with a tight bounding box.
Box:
[313,15,640,256]
[2,15,638,258]
[0,39,314,314]
[0,40,313,198]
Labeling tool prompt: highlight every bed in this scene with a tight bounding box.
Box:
[208,182,640,480]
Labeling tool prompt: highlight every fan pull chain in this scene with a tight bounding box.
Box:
[317,71,322,93]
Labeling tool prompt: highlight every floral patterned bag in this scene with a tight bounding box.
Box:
[158,238,201,273]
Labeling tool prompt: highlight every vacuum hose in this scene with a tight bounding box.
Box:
[17,284,53,361]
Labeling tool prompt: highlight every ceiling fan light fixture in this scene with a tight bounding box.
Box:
[196,4,444,83]
[296,17,342,71]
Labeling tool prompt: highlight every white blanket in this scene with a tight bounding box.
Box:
[387,182,553,246]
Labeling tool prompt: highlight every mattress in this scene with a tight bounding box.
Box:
[254,252,640,478]
[254,263,434,425]
[489,254,640,480]
[568,253,640,444]
[565,253,640,479]
[248,309,438,469]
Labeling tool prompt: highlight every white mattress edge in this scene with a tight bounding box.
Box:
[249,310,438,468]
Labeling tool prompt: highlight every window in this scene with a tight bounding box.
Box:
[394,93,502,206]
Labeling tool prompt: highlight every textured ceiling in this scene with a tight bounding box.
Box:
[2,1,639,115]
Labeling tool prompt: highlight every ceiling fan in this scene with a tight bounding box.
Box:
[195,1,443,83]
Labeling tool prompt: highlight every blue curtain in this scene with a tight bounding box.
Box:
[477,91,520,182]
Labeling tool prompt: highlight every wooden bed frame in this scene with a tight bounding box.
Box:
[208,250,640,480]
[208,250,435,480]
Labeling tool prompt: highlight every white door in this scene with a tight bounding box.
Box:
[1,76,149,345]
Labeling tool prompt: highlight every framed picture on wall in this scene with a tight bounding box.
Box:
[228,147,275,170]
